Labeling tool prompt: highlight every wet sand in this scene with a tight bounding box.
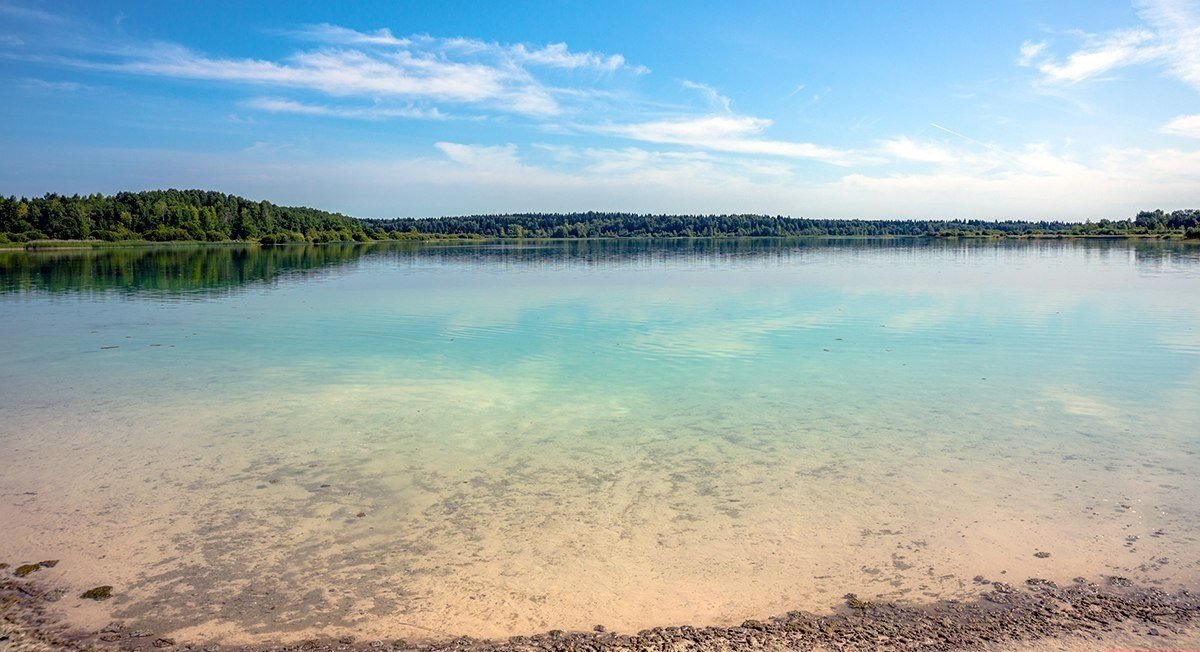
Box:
[3,568,1198,652]
[3,407,1197,644]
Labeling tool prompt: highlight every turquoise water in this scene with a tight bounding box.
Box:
[1,239,1199,642]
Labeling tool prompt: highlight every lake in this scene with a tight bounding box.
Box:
[1,239,1198,644]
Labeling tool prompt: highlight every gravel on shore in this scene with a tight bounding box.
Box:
[2,573,1197,652]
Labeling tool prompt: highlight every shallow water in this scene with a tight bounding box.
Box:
[1,239,1198,643]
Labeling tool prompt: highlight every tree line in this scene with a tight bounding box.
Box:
[2,190,1198,243]
[0,189,384,244]
[365,210,1200,238]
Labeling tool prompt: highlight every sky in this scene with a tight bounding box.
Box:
[1,1,1199,220]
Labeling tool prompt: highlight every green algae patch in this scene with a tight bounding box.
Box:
[81,586,114,600]
[14,564,41,577]
[845,594,876,610]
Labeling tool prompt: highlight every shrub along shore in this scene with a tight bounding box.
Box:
[2,189,1198,246]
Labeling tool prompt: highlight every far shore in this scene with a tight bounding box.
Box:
[4,232,1199,251]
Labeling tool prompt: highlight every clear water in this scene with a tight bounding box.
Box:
[1,239,1198,642]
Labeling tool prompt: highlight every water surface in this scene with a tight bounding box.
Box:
[1,239,1198,642]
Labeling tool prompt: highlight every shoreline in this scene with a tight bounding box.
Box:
[3,573,1198,652]
[4,232,1198,251]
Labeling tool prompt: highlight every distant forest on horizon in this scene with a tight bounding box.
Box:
[2,189,1199,244]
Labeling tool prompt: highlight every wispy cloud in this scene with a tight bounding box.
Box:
[18,77,92,92]
[1161,113,1200,137]
[291,25,646,73]
[506,42,646,73]
[1020,29,1161,83]
[7,21,647,118]
[435,142,521,167]
[242,141,294,155]
[246,97,446,120]
[1019,0,1200,89]
[1017,40,1048,67]
[1136,0,1200,90]
[79,43,561,116]
[0,1,63,23]
[590,114,871,166]
[289,23,411,47]
[681,80,732,112]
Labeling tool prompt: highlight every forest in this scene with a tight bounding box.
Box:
[365,210,1200,239]
[0,189,379,244]
[2,190,1199,243]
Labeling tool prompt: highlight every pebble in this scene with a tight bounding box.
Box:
[3,570,1199,652]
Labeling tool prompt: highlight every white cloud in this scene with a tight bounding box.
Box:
[591,114,870,165]
[1030,29,1161,83]
[577,145,795,181]
[1161,113,1200,137]
[509,42,645,73]
[246,97,446,120]
[385,137,1200,219]
[30,24,647,118]
[290,23,410,47]
[434,36,647,73]
[1020,0,1200,90]
[1136,0,1200,90]
[80,43,559,116]
[879,136,956,164]
[9,138,1200,220]
[609,114,768,141]
[435,142,521,168]
[292,26,645,73]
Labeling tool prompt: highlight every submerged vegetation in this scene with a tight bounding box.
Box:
[1,190,1198,244]
[12,564,41,578]
[80,585,114,600]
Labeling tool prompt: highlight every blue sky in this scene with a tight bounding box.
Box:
[1,0,1198,219]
